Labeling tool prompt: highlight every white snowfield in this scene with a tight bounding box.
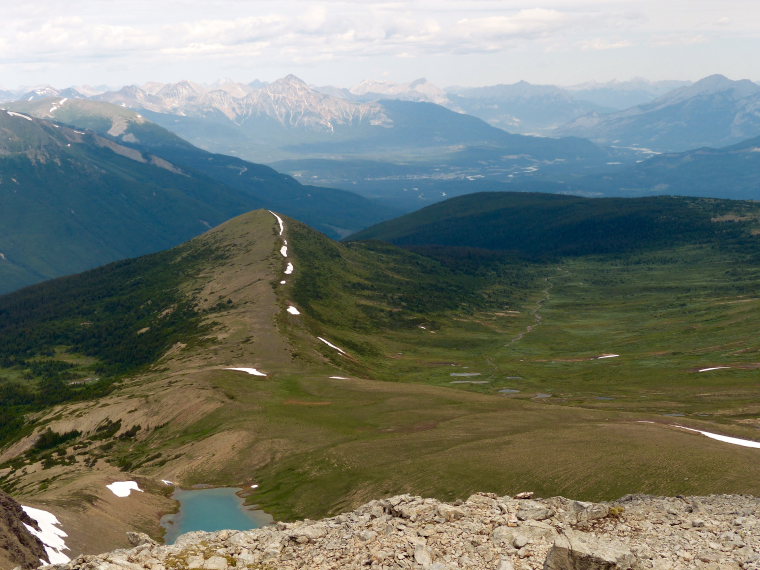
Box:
[269,211,294,283]
[225,367,268,377]
[287,306,301,315]
[268,210,285,236]
[21,506,71,565]
[6,110,33,121]
[317,337,347,355]
[674,425,760,449]
[106,481,144,497]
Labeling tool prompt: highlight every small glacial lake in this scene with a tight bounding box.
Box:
[161,487,272,544]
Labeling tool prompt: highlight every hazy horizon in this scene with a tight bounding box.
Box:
[0,74,724,95]
[2,1,759,90]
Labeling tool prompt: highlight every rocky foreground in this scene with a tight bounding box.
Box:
[45,493,759,570]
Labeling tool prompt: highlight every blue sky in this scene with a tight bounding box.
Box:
[1,0,758,89]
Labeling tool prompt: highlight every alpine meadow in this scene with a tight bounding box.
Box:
[1,3,760,569]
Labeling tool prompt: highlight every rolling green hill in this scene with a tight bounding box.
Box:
[348,191,760,257]
[1,202,759,557]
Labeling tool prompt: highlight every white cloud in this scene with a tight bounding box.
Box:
[456,9,569,39]
[580,38,633,50]
[653,34,708,47]
[1,1,759,87]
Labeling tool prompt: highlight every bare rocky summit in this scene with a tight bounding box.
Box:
[43,493,759,570]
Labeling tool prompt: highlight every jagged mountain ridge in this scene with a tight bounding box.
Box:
[96,75,391,132]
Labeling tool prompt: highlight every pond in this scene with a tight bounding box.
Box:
[161,487,272,544]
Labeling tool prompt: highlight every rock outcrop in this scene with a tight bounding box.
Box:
[45,493,760,570]
[0,491,47,570]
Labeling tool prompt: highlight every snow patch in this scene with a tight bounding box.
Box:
[280,244,288,257]
[317,337,347,355]
[268,210,285,236]
[597,354,620,359]
[250,484,259,489]
[6,111,32,121]
[106,481,143,497]
[698,366,731,372]
[285,262,294,275]
[21,506,70,565]
[161,479,175,485]
[287,306,301,315]
[329,376,350,380]
[225,367,267,377]
[673,425,760,449]
[280,280,287,285]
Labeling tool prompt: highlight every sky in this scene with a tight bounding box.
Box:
[1,0,759,90]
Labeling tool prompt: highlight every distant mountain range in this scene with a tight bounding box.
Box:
[8,75,760,153]
[4,73,760,216]
[8,73,760,158]
[78,75,612,169]
[2,76,614,213]
[557,74,760,151]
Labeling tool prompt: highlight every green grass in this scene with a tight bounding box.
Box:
[302,241,760,415]
[4,208,760,526]
[167,220,760,519]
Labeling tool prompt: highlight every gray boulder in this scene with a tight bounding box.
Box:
[544,530,638,570]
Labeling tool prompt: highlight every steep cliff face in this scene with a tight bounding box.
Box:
[0,491,48,570]
[44,493,760,570]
